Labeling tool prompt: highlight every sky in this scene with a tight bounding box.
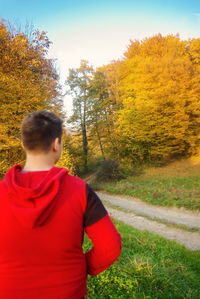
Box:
[1,0,200,114]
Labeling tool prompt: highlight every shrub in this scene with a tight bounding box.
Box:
[96,159,126,182]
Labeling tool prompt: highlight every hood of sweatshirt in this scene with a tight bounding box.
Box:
[2,164,68,229]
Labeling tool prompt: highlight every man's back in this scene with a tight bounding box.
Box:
[0,164,121,299]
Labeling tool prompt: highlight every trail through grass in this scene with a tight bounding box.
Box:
[102,200,200,232]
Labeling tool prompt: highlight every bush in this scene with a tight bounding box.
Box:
[96,159,126,182]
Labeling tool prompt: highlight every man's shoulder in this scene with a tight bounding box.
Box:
[61,169,87,188]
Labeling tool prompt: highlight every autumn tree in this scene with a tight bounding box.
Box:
[88,64,122,161]
[116,34,200,163]
[87,71,109,160]
[0,20,63,176]
[66,60,93,172]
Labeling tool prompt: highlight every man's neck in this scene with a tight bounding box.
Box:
[22,153,55,172]
[21,166,53,172]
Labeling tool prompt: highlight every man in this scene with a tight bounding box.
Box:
[0,110,121,299]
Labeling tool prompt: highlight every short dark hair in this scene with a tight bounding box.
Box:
[21,110,63,152]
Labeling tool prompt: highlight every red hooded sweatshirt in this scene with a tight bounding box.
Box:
[0,165,121,299]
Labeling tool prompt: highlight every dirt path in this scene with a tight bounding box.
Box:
[97,192,200,251]
[98,192,200,228]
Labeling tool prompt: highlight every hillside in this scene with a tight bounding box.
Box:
[141,153,200,179]
[89,153,200,211]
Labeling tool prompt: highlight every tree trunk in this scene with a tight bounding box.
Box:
[95,116,105,160]
[82,99,88,172]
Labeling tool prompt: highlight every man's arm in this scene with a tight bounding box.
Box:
[84,184,122,275]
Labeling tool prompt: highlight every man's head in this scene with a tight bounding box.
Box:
[21,110,63,164]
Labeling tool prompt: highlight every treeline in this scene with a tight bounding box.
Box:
[66,34,200,173]
[0,22,199,176]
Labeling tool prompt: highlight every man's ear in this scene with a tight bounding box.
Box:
[52,138,59,152]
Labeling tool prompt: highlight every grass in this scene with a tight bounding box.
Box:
[83,219,200,299]
[89,154,200,211]
[92,175,200,211]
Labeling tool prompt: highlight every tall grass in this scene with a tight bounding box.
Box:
[84,219,200,299]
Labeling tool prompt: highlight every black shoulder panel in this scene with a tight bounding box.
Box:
[84,184,107,227]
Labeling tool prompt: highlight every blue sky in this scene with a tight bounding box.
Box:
[1,0,200,113]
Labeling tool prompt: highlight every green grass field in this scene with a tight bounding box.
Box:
[91,155,200,211]
[93,175,200,211]
[83,219,200,299]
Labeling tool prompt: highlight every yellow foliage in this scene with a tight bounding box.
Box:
[116,34,200,162]
[0,21,63,174]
